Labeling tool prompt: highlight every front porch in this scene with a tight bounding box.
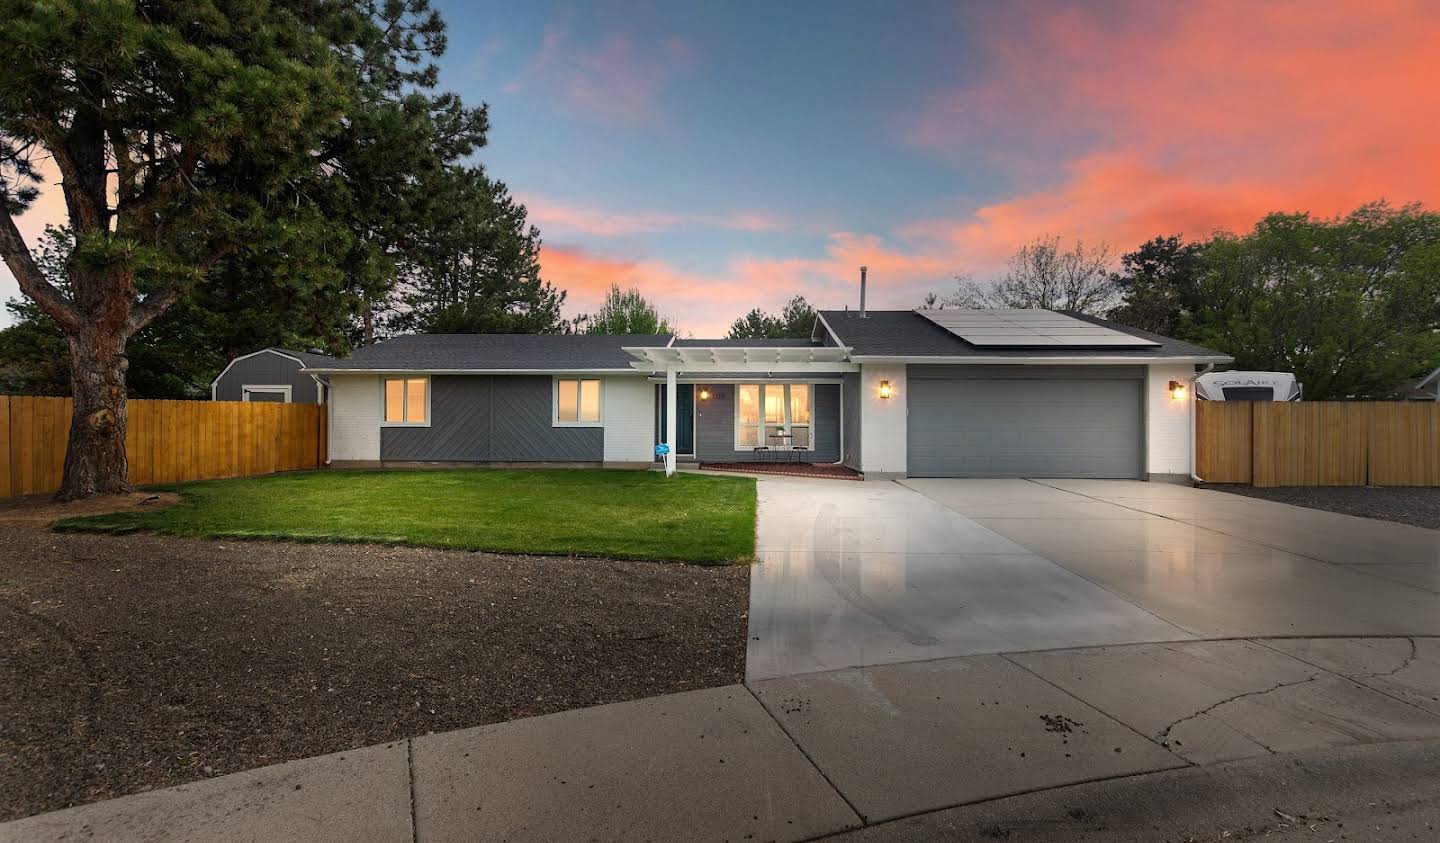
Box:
[651,379,845,468]
[624,342,856,476]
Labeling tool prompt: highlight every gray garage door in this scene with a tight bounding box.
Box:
[907,366,1144,478]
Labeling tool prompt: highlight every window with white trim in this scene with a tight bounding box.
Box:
[383,377,428,425]
[736,383,811,449]
[555,378,602,425]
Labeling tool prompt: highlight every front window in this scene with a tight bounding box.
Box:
[383,377,428,424]
[737,383,810,449]
[555,378,601,425]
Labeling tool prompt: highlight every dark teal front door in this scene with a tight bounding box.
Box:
[657,384,695,456]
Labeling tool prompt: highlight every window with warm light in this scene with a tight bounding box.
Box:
[555,378,602,425]
[736,383,810,449]
[383,377,429,425]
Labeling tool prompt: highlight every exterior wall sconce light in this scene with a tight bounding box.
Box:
[1169,380,1188,400]
[698,387,712,401]
[878,380,893,399]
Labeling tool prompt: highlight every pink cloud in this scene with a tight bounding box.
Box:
[901,0,1440,268]
[733,234,947,301]
[508,22,693,125]
[539,243,753,336]
[520,194,683,237]
[539,232,947,337]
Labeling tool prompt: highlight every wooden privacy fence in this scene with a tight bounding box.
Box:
[1,396,327,498]
[1196,401,1440,487]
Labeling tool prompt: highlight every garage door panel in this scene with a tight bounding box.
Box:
[908,377,1142,478]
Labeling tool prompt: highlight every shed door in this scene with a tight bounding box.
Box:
[906,373,1143,478]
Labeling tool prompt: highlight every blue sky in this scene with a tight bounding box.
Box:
[434,0,1001,333]
[5,1,1438,336]
[426,0,1440,335]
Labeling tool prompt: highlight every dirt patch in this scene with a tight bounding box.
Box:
[0,527,749,821]
[0,491,181,527]
[1207,485,1440,530]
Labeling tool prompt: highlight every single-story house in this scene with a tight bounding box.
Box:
[211,347,334,404]
[304,308,1232,481]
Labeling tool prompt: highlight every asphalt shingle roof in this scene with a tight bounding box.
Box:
[303,312,1228,372]
[308,334,672,371]
[817,310,1230,360]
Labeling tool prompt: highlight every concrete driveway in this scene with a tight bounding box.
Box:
[748,476,1440,680]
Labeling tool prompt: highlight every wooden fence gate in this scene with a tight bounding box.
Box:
[1,396,327,498]
[1196,401,1440,487]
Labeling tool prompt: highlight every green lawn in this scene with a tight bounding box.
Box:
[55,469,757,564]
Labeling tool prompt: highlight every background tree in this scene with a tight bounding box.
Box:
[318,0,489,346]
[575,286,675,335]
[1106,235,1205,335]
[940,237,1117,314]
[1183,203,1440,399]
[385,167,567,335]
[726,295,816,339]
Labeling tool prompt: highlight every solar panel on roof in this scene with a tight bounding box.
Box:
[914,308,1160,348]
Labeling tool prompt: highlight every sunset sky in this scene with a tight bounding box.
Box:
[5,0,1439,336]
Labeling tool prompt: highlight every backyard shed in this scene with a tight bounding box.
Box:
[211,348,333,404]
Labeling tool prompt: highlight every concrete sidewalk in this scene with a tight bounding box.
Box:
[7,636,1440,842]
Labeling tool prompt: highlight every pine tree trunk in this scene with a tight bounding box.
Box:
[57,328,132,500]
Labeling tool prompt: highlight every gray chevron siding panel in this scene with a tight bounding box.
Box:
[489,376,603,461]
[380,375,602,462]
[694,382,840,463]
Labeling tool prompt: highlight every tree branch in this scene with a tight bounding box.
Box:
[125,281,187,334]
[0,210,81,331]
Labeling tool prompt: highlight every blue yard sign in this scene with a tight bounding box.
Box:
[655,443,671,457]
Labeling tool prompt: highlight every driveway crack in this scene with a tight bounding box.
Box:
[1369,637,1418,679]
[1157,674,1321,747]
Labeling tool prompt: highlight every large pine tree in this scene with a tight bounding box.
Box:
[0,0,497,496]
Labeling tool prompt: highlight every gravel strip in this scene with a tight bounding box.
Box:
[1206,485,1440,530]
[0,528,749,821]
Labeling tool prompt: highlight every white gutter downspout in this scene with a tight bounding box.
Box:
[1189,363,1216,484]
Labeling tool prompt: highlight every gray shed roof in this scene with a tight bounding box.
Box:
[817,310,1231,361]
[306,333,673,372]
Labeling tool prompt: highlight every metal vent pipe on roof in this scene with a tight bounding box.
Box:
[859,266,868,317]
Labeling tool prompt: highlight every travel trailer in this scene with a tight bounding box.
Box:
[1195,371,1302,401]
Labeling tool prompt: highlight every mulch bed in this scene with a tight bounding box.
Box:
[0,527,749,822]
[1207,485,1440,530]
[700,462,863,480]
